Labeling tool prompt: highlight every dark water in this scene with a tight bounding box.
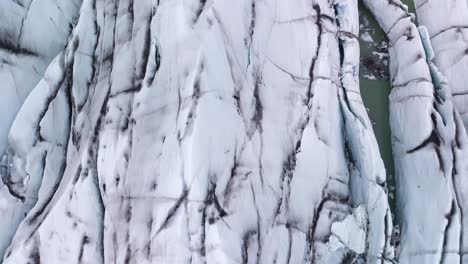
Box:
[358,0,416,210]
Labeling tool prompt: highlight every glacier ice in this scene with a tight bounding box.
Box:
[0,0,467,263]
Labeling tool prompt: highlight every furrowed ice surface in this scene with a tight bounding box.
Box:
[364,0,468,263]
[0,0,396,263]
[414,0,468,131]
[0,0,82,258]
[0,0,82,155]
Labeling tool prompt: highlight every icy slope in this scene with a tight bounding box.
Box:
[0,0,395,263]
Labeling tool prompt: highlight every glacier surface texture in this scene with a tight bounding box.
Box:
[0,0,467,263]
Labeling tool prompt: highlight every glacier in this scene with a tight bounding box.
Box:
[0,0,467,263]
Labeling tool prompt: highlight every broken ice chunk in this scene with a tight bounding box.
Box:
[329,206,367,254]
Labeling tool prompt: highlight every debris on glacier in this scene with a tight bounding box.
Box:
[0,0,439,263]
